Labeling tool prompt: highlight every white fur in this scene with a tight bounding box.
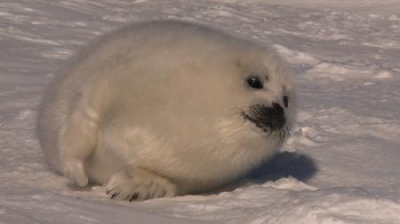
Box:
[37,21,295,200]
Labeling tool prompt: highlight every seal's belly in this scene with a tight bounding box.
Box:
[144,145,268,193]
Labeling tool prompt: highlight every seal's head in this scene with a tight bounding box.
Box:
[119,21,296,145]
[239,66,294,141]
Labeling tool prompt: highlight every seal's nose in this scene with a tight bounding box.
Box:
[256,103,285,132]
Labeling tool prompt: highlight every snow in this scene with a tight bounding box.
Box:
[1,0,400,223]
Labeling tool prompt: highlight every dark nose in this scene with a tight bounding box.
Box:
[255,103,286,132]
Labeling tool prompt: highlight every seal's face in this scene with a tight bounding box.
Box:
[240,73,293,142]
[243,73,292,126]
[212,47,295,142]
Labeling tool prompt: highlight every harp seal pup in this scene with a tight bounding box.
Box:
[37,20,295,201]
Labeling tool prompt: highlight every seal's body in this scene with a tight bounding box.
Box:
[37,21,295,201]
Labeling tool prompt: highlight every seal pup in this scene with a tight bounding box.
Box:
[37,20,295,201]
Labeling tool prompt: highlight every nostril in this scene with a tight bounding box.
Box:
[283,96,289,108]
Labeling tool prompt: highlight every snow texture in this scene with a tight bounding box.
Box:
[1,0,400,223]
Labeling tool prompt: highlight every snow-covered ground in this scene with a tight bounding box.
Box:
[1,0,400,223]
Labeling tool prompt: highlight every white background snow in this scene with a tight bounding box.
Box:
[1,0,400,223]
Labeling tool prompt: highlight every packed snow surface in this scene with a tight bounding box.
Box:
[1,0,400,223]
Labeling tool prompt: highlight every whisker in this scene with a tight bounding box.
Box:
[277,125,289,144]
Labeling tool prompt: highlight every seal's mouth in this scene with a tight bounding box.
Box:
[241,106,288,143]
[241,112,271,133]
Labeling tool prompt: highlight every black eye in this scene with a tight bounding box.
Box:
[246,76,263,89]
[283,95,289,108]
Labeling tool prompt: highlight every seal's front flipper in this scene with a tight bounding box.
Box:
[105,168,178,201]
[64,158,88,187]
[59,106,98,187]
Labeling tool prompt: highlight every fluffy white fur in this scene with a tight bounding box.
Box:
[37,20,295,201]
